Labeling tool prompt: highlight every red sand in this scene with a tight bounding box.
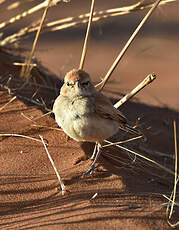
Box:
[0,1,178,229]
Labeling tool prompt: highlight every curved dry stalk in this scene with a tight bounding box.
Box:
[79,0,95,70]
[168,121,178,219]
[165,185,179,227]
[97,0,162,91]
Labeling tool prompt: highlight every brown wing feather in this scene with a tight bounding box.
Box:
[93,93,127,124]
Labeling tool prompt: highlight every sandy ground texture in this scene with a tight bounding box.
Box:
[0,0,179,229]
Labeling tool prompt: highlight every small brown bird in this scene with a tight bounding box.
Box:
[53,69,138,175]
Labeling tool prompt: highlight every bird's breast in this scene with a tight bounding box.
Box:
[53,95,119,143]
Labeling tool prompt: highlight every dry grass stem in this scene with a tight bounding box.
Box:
[168,220,179,228]
[114,74,156,109]
[40,135,65,195]
[33,111,53,121]
[13,62,37,67]
[0,0,62,30]
[169,120,178,218]
[163,195,179,206]
[102,135,143,148]
[23,0,53,78]
[5,1,25,11]
[21,111,53,123]
[79,0,95,70]
[32,124,62,131]
[21,112,36,123]
[165,120,179,227]
[0,2,44,30]
[0,0,176,46]
[0,0,6,5]
[104,140,175,176]
[90,193,98,200]
[0,133,43,143]
[0,95,16,111]
[97,0,162,91]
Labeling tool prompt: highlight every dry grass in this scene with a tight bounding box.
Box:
[0,0,176,46]
[114,74,156,109]
[0,0,178,227]
[97,0,161,91]
[104,140,175,176]
[79,0,95,70]
[165,121,179,228]
[40,135,66,195]
[0,95,17,111]
[22,0,53,78]
[0,133,43,143]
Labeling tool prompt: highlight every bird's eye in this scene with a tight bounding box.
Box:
[67,82,70,86]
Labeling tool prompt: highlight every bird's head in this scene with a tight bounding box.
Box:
[60,69,96,98]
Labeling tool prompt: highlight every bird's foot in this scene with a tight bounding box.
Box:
[82,164,95,177]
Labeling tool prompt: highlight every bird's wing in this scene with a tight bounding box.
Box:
[92,93,127,124]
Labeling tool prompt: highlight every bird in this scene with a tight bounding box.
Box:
[53,69,140,176]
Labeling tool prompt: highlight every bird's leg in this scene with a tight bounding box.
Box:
[83,143,102,176]
[90,142,97,160]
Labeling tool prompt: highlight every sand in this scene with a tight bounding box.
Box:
[0,1,178,229]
